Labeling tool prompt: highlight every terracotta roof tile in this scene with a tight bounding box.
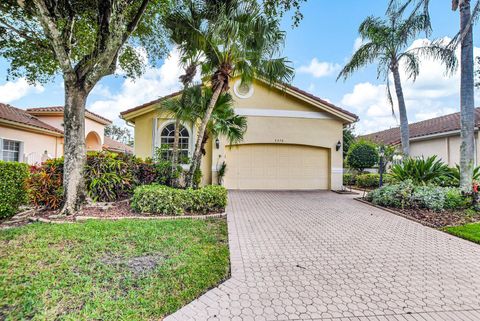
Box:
[0,103,63,134]
[27,106,112,124]
[103,136,133,153]
[361,108,480,145]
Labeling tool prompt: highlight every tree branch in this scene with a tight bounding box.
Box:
[31,0,74,77]
[0,17,50,50]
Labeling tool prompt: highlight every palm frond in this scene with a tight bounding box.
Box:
[337,42,384,81]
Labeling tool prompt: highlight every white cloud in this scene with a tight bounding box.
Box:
[340,38,480,135]
[88,48,195,125]
[353,37,365,52]
[0,78,44,103]
[298,58,340,78]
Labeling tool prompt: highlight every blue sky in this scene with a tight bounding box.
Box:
[0,1,477,134]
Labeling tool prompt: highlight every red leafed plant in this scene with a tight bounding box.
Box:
[27,158,64,210]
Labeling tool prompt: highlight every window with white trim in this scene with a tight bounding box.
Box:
[160,123,190,161]
[2,139,21,162]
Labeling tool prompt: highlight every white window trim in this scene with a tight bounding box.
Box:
[0,138,24,162]
[156,120,193,162]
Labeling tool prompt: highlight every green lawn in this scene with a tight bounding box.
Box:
[0,219,229,320]
[445,223,480,244]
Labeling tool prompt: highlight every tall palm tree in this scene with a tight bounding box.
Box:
[337,10,456,156]
[389,0,479,191]
[180,0,294,187]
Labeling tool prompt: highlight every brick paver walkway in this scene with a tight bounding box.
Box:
[166,191,480,321]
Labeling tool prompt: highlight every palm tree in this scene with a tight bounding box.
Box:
[337,10,456,156]
[180,0,294,187]
[389,0,479,191]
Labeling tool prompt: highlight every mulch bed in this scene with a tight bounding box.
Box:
[357,198,480,228]
[1,201,225,229]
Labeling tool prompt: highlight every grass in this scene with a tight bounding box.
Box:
[0,219,229,320]
[444,222,480,244]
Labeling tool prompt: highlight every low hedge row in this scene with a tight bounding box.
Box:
[0,161,29,219]
[366,180,468,212]
[343,173,395,188]
[131,184,227,215]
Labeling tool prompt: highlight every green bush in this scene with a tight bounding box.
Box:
[131,184,228,215]
[84,152,136,202]
[0,161,29,219]
[343,173,356,186]
[390,156,451,185]
[356,173,379,188]
[346,140,379,172]
[367,181,468,212]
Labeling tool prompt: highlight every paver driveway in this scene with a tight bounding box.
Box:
[166,191,480,321]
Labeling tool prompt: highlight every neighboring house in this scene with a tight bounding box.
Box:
[0,103,132,164]
[120,78,358,190]
[361,108,480,167]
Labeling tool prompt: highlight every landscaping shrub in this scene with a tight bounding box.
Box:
[354,173,395,188]
[367,181,468,212]
[390,156,451,185]
[28,158,64,210]
[346,140,379,172]
[343,173,356,186]
[84,152,136,202]
[131,184,228,215]
[0,161,29,219]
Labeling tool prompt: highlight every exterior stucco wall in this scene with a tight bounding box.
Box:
[0,125,63,164]
[409,132,480,167]
[36,115,106,145]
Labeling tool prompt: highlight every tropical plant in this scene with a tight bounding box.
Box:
[179,0,294,187]
[346,140,379,172]
[28,158,64,210]
[390,156,452,185]
[343,126,356,159]
[448,164,480,186]
[217,162,227,185]
[0,1,171,214]
[337,7,457,156]
[388,0,478,190]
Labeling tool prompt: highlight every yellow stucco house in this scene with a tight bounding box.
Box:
[120,79,358,190]
[0,104,132,164]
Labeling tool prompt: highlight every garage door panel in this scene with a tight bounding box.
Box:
[225,144,329,190]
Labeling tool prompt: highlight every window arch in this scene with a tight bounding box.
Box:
[160,123,190,161]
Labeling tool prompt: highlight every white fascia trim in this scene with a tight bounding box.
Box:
[410,128,479,142]
[235,108,333,120]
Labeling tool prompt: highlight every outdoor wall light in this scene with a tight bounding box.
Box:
[215,138,220,149]
[335,141,342,151]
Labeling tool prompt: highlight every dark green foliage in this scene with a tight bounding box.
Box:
[343,173,356,186]
[355,173,395,188]
[0,161,29,218]
[193,168,203,189]
[390,156,452,185]
[131,184,228,215]
[447,165,480,187]
[343,126,355,159]
[84,152,136,202]
[217,162,227,185]
[346,140,379,172]
[28,158,64,210]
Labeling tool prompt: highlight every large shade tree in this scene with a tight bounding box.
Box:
[0,0,170,214]
[177,0,294,187]
[337,8,456,156]
[388,0,478,190]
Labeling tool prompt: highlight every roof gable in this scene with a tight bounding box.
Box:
[0,103,63,135]
[27,106,112,125]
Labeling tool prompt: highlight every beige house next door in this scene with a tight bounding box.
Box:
[224,144,329,190]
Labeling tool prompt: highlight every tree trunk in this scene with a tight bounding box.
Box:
[186,84,224,187]
[171,118,181,187]
[459,0,475,191]
[61,81,88,215]
[392,65,410,156]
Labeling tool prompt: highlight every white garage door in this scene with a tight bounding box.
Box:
[224,144,329,190]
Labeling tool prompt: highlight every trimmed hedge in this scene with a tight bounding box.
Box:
[355,173,395,188]
[131,184,227,215]
[0,161,29,219]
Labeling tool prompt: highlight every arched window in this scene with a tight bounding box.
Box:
[160,123,190,161]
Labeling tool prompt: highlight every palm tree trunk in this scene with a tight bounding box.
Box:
[171,118,181,187]
[459,0,475,191]
[186,84,223,187]
[61,81,88,215]
[392,65,410,156]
